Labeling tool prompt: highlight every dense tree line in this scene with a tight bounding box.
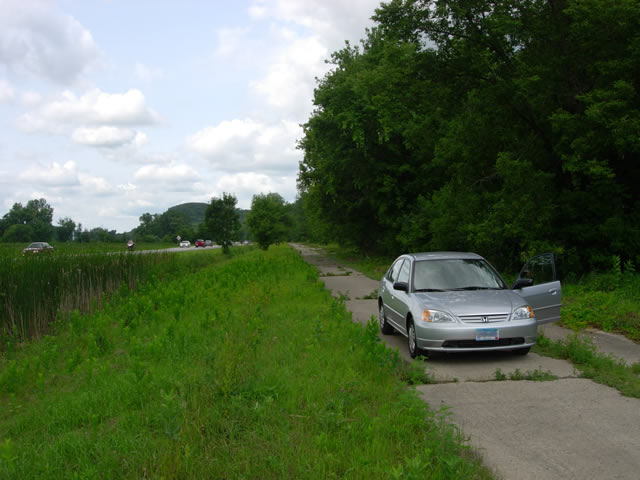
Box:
[0,198,129,243]
[298,0,640,272]
[134,209,196,243]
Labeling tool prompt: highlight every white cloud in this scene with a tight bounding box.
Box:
[71,126,136,148]
[17,161,80,186]
[250,34,328,117]
[0,0,99,85]
[133,164,201,184]
[41,88,160,126]
[250,0,379,49]
[133,131,148,147]
[21,91,42,106]
[16,88,162,144]
[0,80,14,102]
[78,172,112,195]
[187,118,302,172]
[187,118,261,155]
[248,3,267,18]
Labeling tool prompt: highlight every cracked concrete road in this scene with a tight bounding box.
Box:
[291,243,640,480]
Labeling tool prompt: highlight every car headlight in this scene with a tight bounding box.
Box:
[512,305,534,320]
[422,309,456,323]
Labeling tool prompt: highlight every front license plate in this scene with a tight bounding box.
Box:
[476,328,499,341]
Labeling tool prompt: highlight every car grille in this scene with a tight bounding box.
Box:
[458,313,509,324]
[442,337,525,349]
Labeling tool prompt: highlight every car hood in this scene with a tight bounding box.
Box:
[414,290,525,316]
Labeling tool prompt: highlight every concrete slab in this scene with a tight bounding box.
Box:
[319,274,378,300]
[422,351,577,382]
[418,379,640,480]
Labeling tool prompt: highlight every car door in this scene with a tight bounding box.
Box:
[513,253,562,325]
[380,257,409,333]
[386,257,412,335]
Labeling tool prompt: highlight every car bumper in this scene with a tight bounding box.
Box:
[415,319,537,352]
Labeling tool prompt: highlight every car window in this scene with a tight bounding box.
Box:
[387,258,405,282]
[413,259,506,290]
[519,253,556,285]
[397,258,411,284]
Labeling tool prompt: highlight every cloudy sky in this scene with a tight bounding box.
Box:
[0,0,381,232]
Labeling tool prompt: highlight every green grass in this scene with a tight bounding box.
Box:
[559,272,640,342]
[494,368,558,382]
[0,245,492,479]
[533,333,640,398]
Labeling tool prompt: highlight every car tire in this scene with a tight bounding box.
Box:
[513,346,531,356]
[379,302,394,335]
[407,318,423,359]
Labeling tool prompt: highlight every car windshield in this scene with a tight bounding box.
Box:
[28,243,43,248]
[413,259,507,291]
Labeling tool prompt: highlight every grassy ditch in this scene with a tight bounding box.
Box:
[0,245,492,479]
[0,247,224,345]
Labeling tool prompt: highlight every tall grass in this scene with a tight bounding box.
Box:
[0,248,213,346]
[560,258,640,341]
[0,245,492,479]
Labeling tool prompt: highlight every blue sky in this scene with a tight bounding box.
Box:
[0,0,380,232]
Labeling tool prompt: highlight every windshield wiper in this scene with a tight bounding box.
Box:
[450,286,502,291]
[414,288,447,292]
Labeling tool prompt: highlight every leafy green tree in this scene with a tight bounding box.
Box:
[204,193,241,253]
[299,0,640,272]
[2,224,34,243]
[247,193,289,250]
[56,217,76,242]
[0,199,54,241]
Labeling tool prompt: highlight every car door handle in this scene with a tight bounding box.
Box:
[549,289,558,295]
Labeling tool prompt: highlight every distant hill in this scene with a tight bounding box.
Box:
[166,202,249,228]
[167,202,208,226]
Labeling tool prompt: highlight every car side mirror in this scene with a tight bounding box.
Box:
[393,281,409,292]
[512,278,534,289]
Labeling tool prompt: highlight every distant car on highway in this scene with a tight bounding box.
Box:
[23,242,54,255]
[194,239,205,248]
[205,240,213,247]
[179,240,191,248]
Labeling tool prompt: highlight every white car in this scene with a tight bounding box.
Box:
[179,240,191,248]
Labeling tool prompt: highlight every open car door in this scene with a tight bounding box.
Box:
[512,253,562,325]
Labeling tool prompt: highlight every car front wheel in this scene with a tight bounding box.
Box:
[379,302,394,335]
[407,318,423,359]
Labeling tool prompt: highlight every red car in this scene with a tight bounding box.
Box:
[194,239,205,248]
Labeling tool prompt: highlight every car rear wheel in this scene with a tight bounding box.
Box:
[379,302,394,335]
[407,318,423,359]
[513,346,531,356]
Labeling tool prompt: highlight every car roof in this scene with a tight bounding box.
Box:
[407,251,485,261]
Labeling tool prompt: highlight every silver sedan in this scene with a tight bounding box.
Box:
[378,252,562,358]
